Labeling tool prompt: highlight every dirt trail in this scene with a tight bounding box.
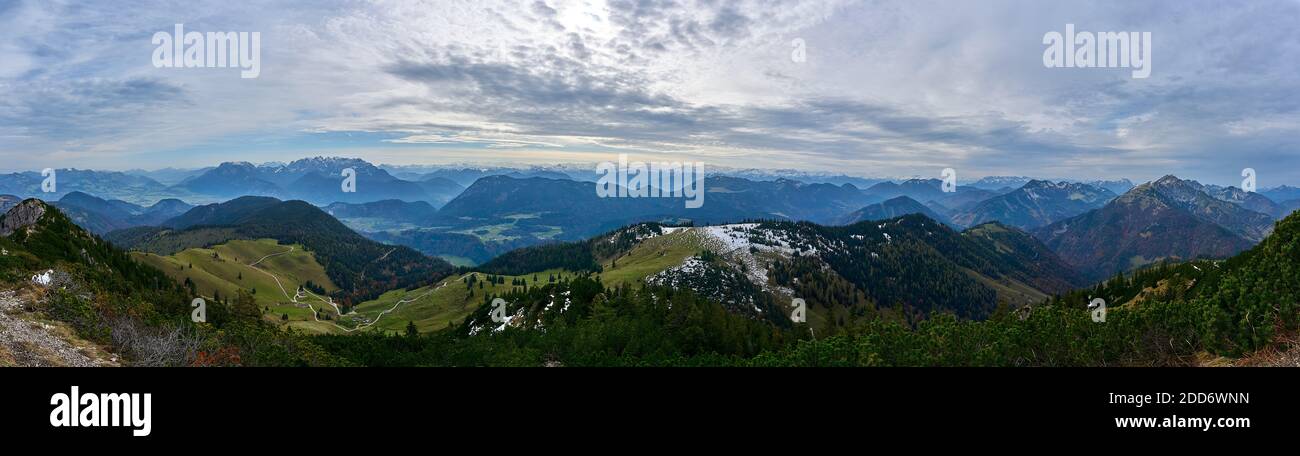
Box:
[245,246,447,333]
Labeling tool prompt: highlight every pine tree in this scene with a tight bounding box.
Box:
[591,293,615,321]
[232,289,260,321]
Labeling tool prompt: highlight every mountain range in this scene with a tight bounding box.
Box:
[0,169,177,206]
[6,185,1299,366]
[837,196,955,227]
[469,214,1082,328]
[50,191,193,235]
[949,180,1116,230]
[428,174,879,241]
[967,176,1135,195]
[1033,176,1270,281]
[171,157,466,207]
[4,163,1299,367]
[4,156,1296,286]
[1191,181,1285,217]
[861,178,954,203]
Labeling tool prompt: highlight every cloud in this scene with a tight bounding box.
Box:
[0,0,1297,186]
[1,77,186,138]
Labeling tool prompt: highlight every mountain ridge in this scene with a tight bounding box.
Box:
[109,196,454,304]
[950,180,1115,230]
[1033,176,1260,282]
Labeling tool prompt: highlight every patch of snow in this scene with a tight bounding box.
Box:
[31,270,53,286]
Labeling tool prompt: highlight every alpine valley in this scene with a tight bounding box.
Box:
[2,156,1298,367]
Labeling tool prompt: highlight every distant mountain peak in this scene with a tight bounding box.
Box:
[1022,179,1074,189]
[882,195,920,203]
[58,190,100,201]
[970,176,1035,190]
[980,175,1032,180]
[1154,174,1185,185]
[1035,173,1276,280]
[839,195,954,227]
[949,180,1114,230]
[772,177,805,187]
[286,156,372,169]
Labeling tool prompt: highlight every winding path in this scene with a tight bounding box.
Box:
[244,245,446,333]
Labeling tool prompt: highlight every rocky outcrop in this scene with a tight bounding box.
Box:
[0,290,119,367]
[0,199,47,237]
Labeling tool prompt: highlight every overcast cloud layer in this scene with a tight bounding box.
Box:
[1,0,1298,185]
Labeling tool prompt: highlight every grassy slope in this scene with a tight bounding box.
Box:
[132,236,577,335]
[141,227,1061,338]
[132,239,344,333]
[134,224,1063,337]
[349,229,708,335]
[351,269,568,335]
[965,269,1050,308]
[596,229,705,288]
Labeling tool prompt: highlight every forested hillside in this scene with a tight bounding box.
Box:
[314,211,1300,366]
[110,198,454,304]
[1,200,343,366]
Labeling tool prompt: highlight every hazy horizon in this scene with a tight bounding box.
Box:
[0,154,1276,190]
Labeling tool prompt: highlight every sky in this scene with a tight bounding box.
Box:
[0,0,1298,186]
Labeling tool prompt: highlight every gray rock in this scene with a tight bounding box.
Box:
[0,199,47,237]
